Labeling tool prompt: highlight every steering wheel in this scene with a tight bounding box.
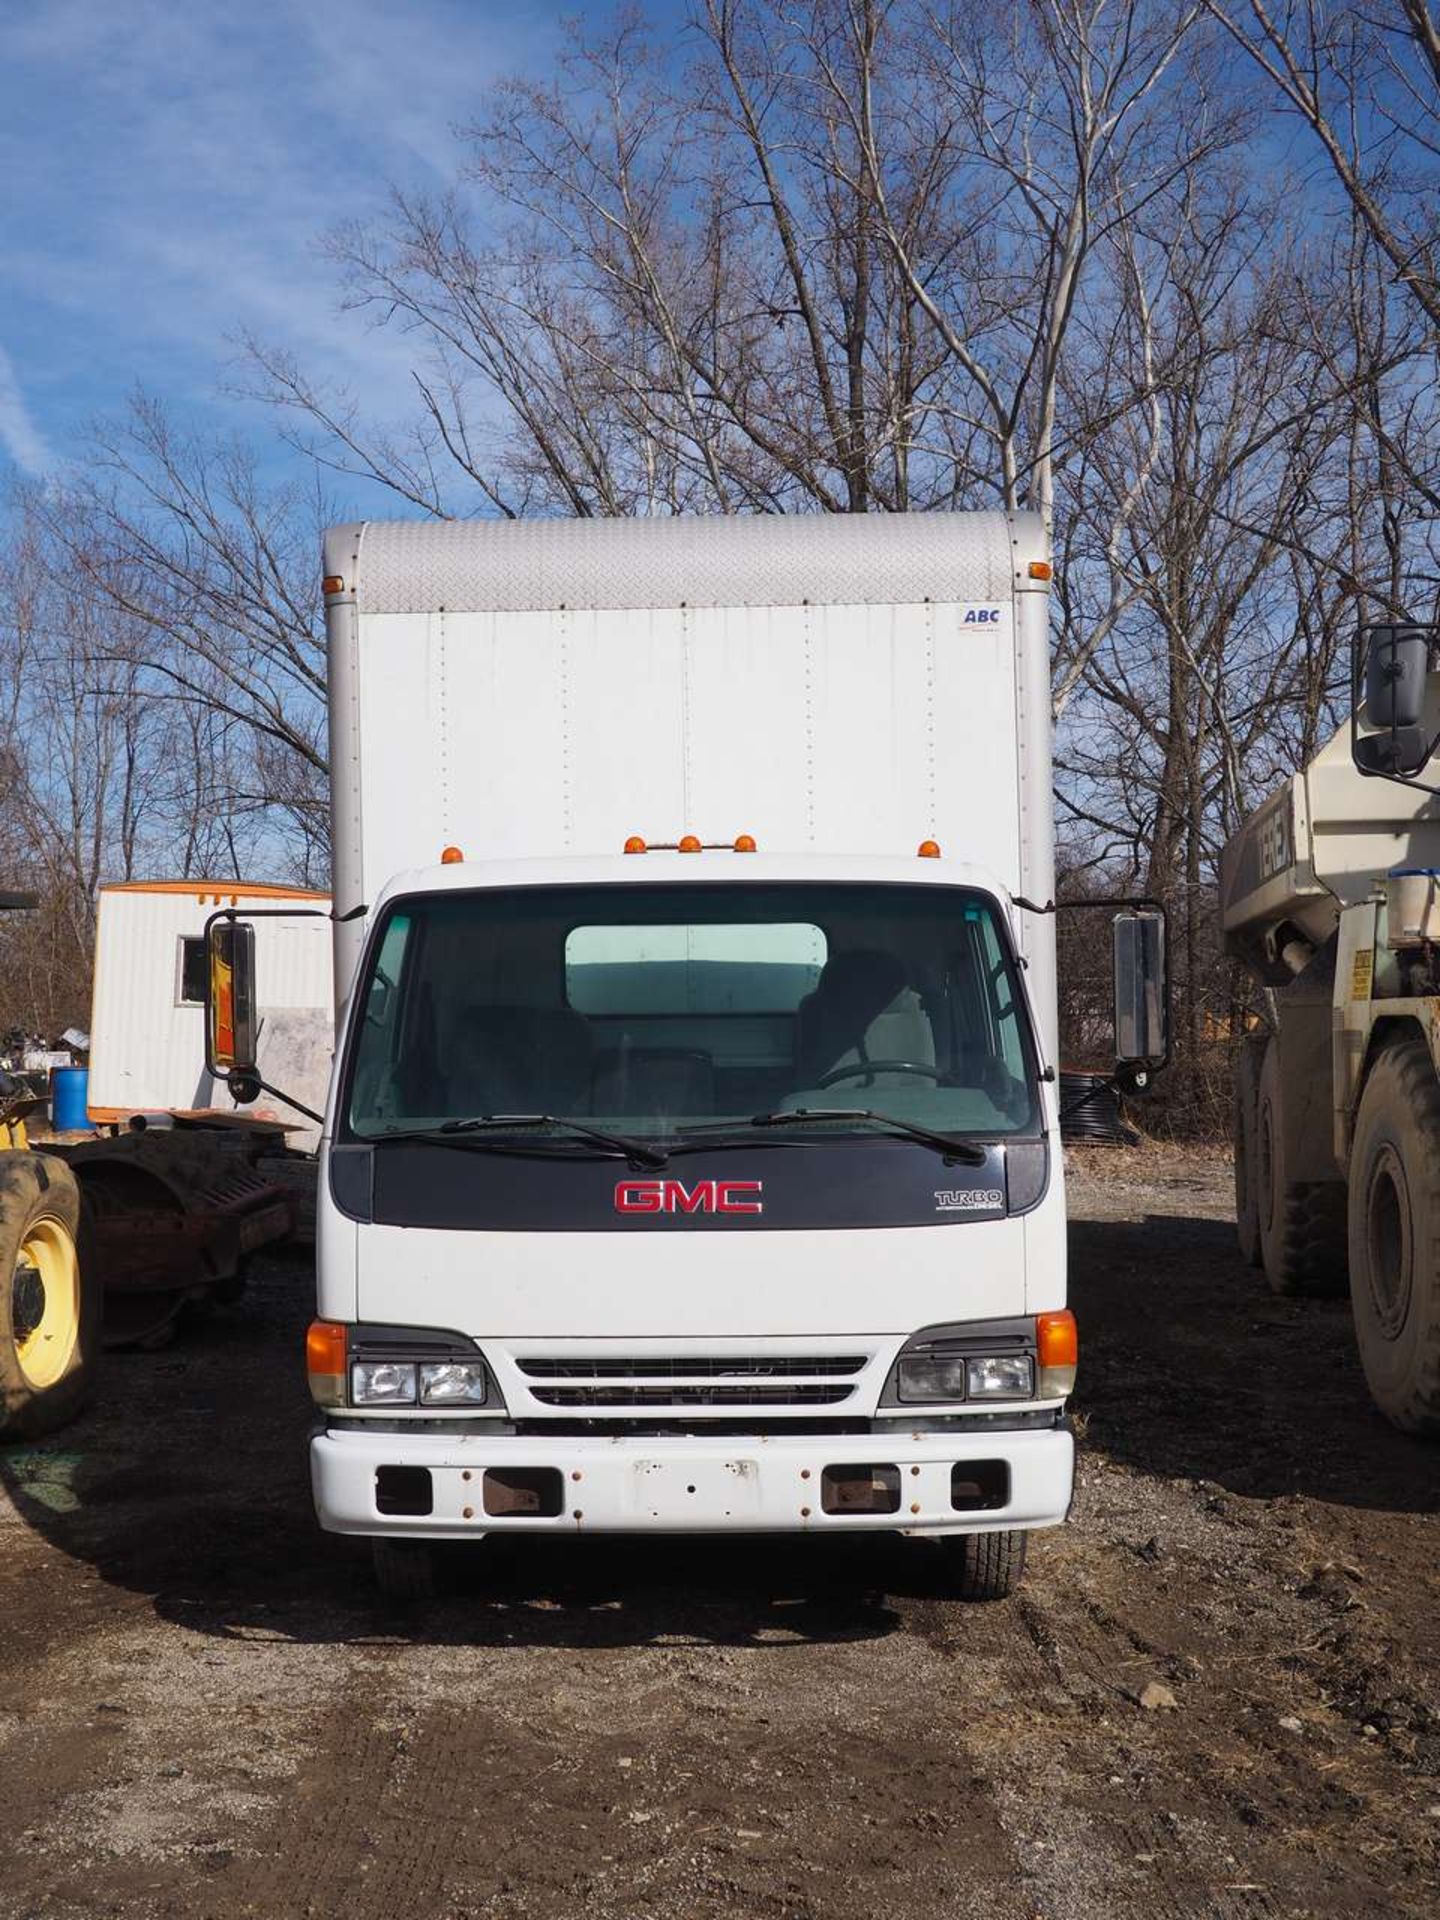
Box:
[814,1060,944,1089]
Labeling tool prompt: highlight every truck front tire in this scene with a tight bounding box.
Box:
[1257,1039,1347,1297]
[0,1153,97,1439]
[937,1528,1027,1601]
[371,1537,439,1600]
[1347,1037,1440,1435]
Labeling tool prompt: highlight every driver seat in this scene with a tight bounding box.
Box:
[794,949,936,1089]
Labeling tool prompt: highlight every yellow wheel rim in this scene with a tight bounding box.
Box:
[12,1216,80,1392]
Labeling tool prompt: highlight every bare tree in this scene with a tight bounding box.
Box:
[28,400,333,875]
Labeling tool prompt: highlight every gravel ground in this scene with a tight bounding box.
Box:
[1,1148,1437,1919]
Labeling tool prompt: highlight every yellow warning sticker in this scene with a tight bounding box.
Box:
[1351,948,1374,1001]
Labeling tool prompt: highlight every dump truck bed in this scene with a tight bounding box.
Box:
[1220,723,1440,983]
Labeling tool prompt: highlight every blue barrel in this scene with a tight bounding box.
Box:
[51,1065,90,1131]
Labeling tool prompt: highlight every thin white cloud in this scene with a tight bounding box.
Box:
[0,343,52,474]
[0,0,559,455]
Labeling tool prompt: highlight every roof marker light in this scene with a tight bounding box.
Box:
[733,834,757,853]
[623,836,647,855]
[441,846,465,865]
[1028,560,1053,581]
[918,839,941,858]
[322,574,345,595]
[678,835,703,853]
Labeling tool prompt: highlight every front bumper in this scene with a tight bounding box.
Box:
[310,1423,1074,1538]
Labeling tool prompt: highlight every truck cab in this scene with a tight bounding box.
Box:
[311,850,1075,1593]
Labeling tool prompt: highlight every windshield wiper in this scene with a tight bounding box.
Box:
[373,1113,668,1168]
[683,1108,989,1165]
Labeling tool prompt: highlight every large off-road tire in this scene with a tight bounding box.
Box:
[1256,1039,1347,1297]
[0,1152,98,1439]
[1346,1036,1440,1435]
[1234,1036,1265,1267]
[937,1528,1027,1601]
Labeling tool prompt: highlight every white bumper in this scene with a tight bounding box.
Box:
[310,1423,1074,1538]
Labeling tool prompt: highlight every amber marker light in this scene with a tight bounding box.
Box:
[307,1319,347,1408]
[441,846,465,864]
[733,833,757,853]
[1028,560,1053,581]
[1036,1309,1078,1398]
[678,834,703,853]
[623,836,647,854]
[918,839,941,858]
[322,574,345,595]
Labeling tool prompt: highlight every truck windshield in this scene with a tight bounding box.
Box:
[342,882,1041,1143]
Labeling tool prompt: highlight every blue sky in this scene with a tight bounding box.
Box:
[0,0,589,484]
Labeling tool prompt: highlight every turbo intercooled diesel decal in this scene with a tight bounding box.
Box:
[615,1178,764,1215]
[934,1188,1006,1212]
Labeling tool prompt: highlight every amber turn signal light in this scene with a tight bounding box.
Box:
[1036,1309,1077,1398]
[307,1320,347,1408]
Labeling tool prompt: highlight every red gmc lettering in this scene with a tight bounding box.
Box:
[614,1179,764,1215]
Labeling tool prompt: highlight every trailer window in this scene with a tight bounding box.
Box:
[177,937,208,1007]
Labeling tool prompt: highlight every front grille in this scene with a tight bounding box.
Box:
[526,1382,856,1408]
[516,1355,866,1380]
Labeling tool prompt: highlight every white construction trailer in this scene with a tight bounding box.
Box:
[207,512,1168,1601]
[88,881,333,1141]
[1221,626,1440,1435]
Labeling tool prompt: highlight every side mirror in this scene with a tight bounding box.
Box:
[1356,625,1433,778]
[205,918,259,1101]
[1113,909,1167,1076]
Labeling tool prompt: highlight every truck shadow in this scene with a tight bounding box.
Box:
[1069,1211,1440,1514]
[0,1417,945,1650]
[6,1204,1435,1650]
[0,1256,933,1648]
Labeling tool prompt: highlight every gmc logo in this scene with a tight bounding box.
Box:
[614,1178,764,1216]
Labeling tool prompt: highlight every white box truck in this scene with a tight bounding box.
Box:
[207,512,1167,1599]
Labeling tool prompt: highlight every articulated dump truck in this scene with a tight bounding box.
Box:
[1220,623,1440,1435]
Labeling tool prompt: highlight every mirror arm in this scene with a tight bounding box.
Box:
[223,1068,324,1126]
[1014,892,1172,1083]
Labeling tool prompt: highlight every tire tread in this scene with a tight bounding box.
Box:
[940,1529,1027,1601]
[1348,1037,1440,1433]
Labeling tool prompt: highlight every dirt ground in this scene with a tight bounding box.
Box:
[1,1149,1437,1920]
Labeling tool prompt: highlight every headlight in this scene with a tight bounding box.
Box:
[351,1360,418,1405]
[965,1354,1034,1399]
[419,1361,488,1406]
[894,1352,1035,1402]
[896,1354,970,1402]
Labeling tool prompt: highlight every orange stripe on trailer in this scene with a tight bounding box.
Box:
[97,880,329,900]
